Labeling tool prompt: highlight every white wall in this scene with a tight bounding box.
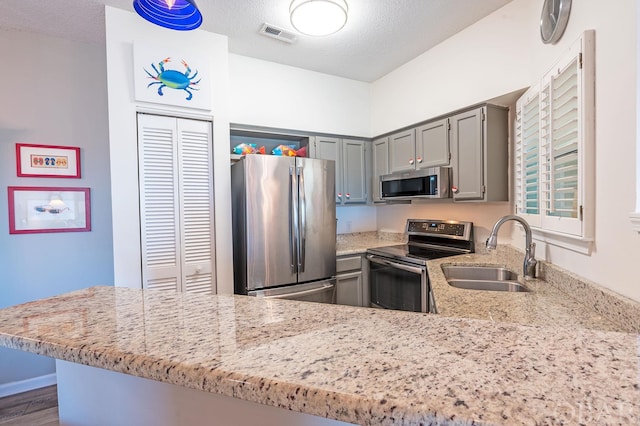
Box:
[105,7,234,294]
[335,206,377,234]
[371,1,533,136]
[373,0,640,302]
[229,54,377,235]
[0,29,114,386]
[229,54,371,137]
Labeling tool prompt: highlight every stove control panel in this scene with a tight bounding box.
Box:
[406,220,471,238]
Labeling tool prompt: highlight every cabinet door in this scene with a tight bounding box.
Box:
[336,271,363,307]
[312,136,343,203]
[342,139,367,203]
[389,129,416,173]
[372,137,389,202]
[450,107,485,201]
[416,118,450,168]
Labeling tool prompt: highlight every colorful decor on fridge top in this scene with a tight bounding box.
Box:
[232,143,307,157]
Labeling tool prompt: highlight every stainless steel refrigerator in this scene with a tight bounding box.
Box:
[231,155,337,303]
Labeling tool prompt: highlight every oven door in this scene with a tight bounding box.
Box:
[366,254,431,313]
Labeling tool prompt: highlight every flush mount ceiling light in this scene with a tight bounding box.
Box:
[289,0,348,36]
[133,0,202,31]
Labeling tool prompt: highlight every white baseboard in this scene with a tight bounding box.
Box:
[0,373,57,398]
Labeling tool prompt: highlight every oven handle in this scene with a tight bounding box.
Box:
[366,255,425,275]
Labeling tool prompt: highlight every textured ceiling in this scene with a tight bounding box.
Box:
[0,0,513,82]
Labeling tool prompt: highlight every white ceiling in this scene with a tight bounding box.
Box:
[0,0,513,82]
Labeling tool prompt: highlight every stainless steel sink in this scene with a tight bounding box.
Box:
[441,265,530,293]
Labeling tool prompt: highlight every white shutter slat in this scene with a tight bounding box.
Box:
[184,273,214,294]
[147,277,179,292]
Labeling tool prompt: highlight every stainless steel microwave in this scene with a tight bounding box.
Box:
[380,167,451,200]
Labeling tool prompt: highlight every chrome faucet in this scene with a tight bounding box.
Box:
[486,215,537,278]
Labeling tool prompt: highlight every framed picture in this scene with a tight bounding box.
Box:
[16,143,81,178]
[8,187,91,234]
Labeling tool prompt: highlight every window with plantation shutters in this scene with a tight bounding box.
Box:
[514,30,595,252]
[137,113,216,293]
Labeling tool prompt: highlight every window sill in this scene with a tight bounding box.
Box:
[531,228,594,255]
[631,212,640,233]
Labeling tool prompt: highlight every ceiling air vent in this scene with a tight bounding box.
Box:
[260,23,297,44]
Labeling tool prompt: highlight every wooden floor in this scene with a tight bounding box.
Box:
[0,386,58,425]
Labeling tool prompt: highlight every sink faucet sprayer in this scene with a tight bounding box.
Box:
[486,215,537,278]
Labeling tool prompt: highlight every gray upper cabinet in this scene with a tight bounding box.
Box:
[372,137,389,202]
[389,118,449,174]
[389,129,416,173]
[416,118,450,168]
[342,139,367,204]
[312,136,342,203]
[450,105,508,202]
[311,136,368,205]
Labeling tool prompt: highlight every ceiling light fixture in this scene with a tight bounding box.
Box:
[289,0,348,37]
[133,0,203,31]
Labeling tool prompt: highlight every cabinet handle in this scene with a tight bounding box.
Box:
[417,157,422,163]
[346,193,350,199]
[451,186,459,194]
[409,158,414,165]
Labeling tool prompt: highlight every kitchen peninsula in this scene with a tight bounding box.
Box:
[0,286,638,425]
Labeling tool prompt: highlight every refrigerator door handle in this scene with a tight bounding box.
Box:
[298,165,306,273]
[289,165,298,273]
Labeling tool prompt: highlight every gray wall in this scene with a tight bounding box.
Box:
[0,29,114,385]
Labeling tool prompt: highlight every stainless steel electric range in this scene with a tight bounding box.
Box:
[366,219,474,313]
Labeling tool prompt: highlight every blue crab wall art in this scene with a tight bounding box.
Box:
[144,57,201,100]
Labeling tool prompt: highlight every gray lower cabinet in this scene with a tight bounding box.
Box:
[336,254,368,307]
[450,105,508,202]
[312,136,368,205]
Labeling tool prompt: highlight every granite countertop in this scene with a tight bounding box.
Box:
[0,286,639,425]
[337,232,640,334]
[427,249,632,333]
[336,231,405,256]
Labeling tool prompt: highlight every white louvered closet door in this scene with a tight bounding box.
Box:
[137,114,215,294]
[177,118,215,294]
